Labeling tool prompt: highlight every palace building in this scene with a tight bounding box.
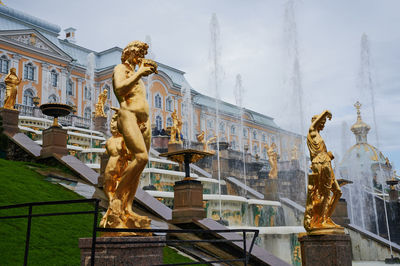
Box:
[0,5,301,167]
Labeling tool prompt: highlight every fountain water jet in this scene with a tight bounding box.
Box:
[209,13,223,218]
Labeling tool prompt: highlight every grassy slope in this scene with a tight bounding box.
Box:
[0,159,198,265]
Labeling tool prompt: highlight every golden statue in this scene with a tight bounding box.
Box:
[304,110,343,234]
[265,143,278,179]
[102,110,131,201]
[100,41,157,236]
[169,109,183,144]
[3,68,21,110]
[197,131,216,153]
[95,89,108,117]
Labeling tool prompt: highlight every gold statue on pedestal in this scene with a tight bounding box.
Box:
[3,68,21,110]
[100,41,157,236]
[304,110,343,234]
[196,131,216,154]
[265,143,278,179]
[169,109,183,144]
[95,89,108,117]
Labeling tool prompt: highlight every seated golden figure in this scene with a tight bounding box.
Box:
[95,89,108,117]
[3,68,21,110]
[197,131,216,153]
[304,110,343,234]
[100,41,157,236]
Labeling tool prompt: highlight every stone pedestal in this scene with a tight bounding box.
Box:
[172,179,205,223]
[332,198,350,226]
[389,189,399,202]
[265,179,279,201]
[79,236,165,266]
[97,153,109,188]
[0,108,19,135]
[298,234,352,266]
[168,142,183,153]
[40,126,68,158]
[94,116,108,134]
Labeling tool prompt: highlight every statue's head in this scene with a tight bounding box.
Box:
[10,67,16,74]
[121,41,149,64]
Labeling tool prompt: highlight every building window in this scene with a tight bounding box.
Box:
[0,55,9,74]
[0,83,5,107]
[253,144,259,154]
[155,94,162,108]
[67,79,74,96]
[50,70,58,87]
[262,134,266,142]
[263,147,267,158]
[166,97,173,111]
[243,128,248,138]
[84,107,91,119]
[48,94,57,103]
[24,63,35,81]
[231,125,236,135]
[207,119,214,129]
[156,115,162,130]
[23,89,34,106]
[166,117,173,127]
[231,140,236,150]
[84,86,91,100]
[219,122,225,133]
[253,131,257,140]
[104,85,111,99]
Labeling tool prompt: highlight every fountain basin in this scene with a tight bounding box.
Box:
[40,103,73,127]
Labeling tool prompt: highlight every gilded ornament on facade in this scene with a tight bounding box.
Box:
[100,41,157,236]
[3,68,21,110]
[303,110,344,234]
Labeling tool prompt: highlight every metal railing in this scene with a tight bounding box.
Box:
[0,198,259,266]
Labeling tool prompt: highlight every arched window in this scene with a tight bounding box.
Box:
[219,122,225,133]
[262,134,266,142]
[0,83,5,107]
[24,63,35,80]
[253,130,257,140]
[231,125,236,135]
[0,55,9,74]
[231,140,236,150]
[104,85,111,99]
[84,107,91,119]
[48,94,58,103]
[207,119,214,129]
[166,117,173,127]
[66,79,74,96]
[166,97,173,111]
[84,86,91,100]
[23,89,34,106]
[154,94,162,108]
[156,115,162,130]
[104,106,110,115]
[253,144,259,154]
[243,128,248,138]
[263,147,267,158]
[50,70,58,87]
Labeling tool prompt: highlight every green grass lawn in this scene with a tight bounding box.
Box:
[0,159,200,265]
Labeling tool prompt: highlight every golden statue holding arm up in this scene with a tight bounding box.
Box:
[169,109,183,144]
[304,110,343,234]
[100,41,157,236]
[3,68,21,110]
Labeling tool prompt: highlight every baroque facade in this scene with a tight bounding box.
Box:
[0,5,301,162]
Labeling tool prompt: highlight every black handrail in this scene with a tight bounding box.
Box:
[0,198,259,266]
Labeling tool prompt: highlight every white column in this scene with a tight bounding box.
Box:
[77,78,83,116]
[41,63,50,104]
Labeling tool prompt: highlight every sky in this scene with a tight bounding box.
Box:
[6,0,400,173]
